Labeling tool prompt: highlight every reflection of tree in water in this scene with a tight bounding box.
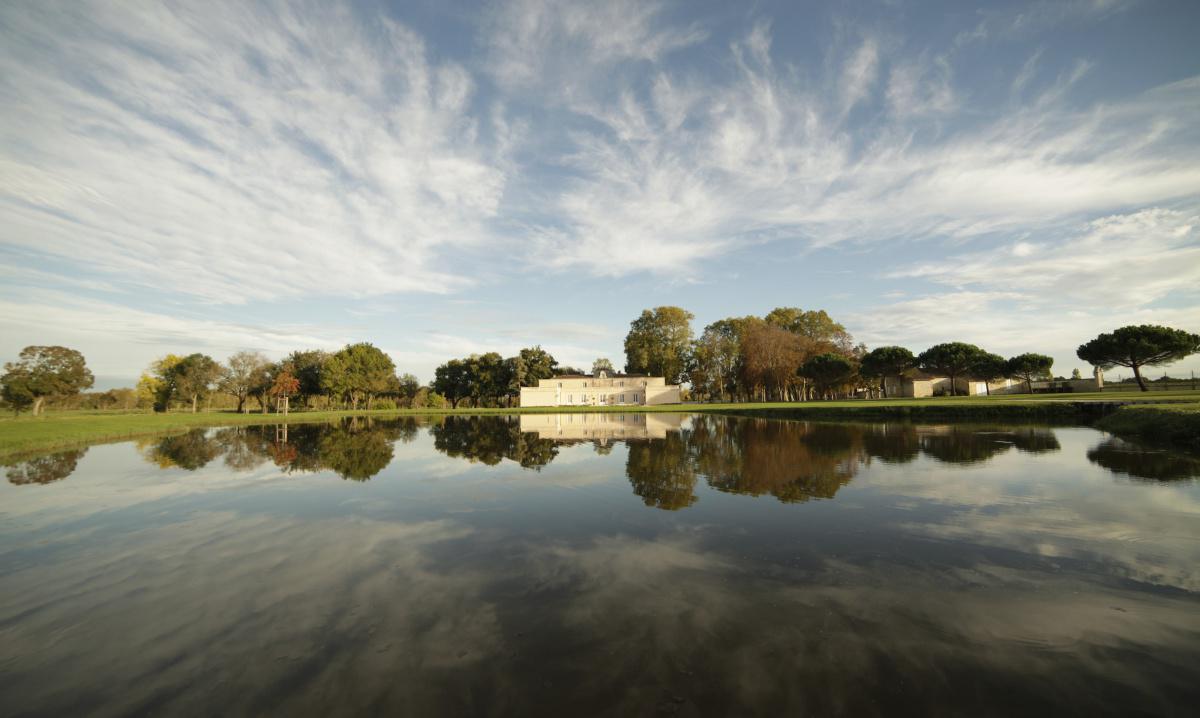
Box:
[919,426,1061,464]
[136,418,425,481]
[918,428,1014,465]
[861,424,920,464]
[431,416,558,470]
[318,421,394,481]
[5,448,88,485]
[146,429,222,470]
[625,432,697,510]
[1087,437,1200,482]
[693,418,863,504]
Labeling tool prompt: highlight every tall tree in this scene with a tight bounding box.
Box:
[219,351,271,413]
[466,352,507,407]
[322,343,396,410]
[970,351,1009,396]
[764,307,854,350]
[624,306,694,384]
[434,359,471,408]
[148,354,185,411]
[396,373,421,407]
[859,346,915,398]
[800,353,856,399]
[1006,353,1054,393]
[740,322,808,401]
[1076,325,1200,391]
[269,369,301,415]
[916,342,984,397]
[1,346,95,416]
[517,346,558,385]
[592,357,615,376]
[283,350,330,406]
[169,353,222,413]
[690,317,755,401]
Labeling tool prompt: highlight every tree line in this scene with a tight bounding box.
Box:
[1,322,1197,415]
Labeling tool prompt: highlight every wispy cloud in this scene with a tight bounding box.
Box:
[0,1,508,303]
[514,20,1200,276]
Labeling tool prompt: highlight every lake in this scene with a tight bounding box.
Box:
[1,414,1198,716]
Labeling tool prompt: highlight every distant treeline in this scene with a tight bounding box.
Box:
[1,314,1197,415]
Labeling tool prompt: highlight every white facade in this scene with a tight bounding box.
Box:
[519,412,684,440]
[519,371,681,407]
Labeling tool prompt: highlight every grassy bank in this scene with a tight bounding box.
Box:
[2,389,1198,459]
[1094,404,1200,451]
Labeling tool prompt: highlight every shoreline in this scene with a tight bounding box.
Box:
[2,394,1198,460]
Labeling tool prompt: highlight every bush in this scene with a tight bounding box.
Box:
[372,398,397,410]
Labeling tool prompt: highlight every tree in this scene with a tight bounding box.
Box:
[800,353,856,399]
[322,343,396,410]
[740,321,808,401]
[764,307,853,350]
[970,352,1009,396]
[396,373,421,407]
[592,357,615,376]
[283,350,330,406]
[1076,325,1200,391]
[1006,353,1054,393]
[859,346,915,398]
[220,351,271,413]
[147,354,184,411]
[169,353,222,413]
[624,306,694,384]
[434,359,471,408]
[916,343,984,397]
[466,352,507,407]
[517,346,558,385]
[690,318,754,401]
[269,369,301,415]
[1,346,95,416]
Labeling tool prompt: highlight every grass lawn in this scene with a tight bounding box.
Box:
[2,389,1198,459]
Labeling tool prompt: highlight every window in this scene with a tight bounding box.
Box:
[583,382,588,387]
[621,394,625,402]
[567,394,573,403]
[558,382,562,388]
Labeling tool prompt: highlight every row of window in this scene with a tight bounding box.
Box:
[565,394,641,403]
[557,380,648,388]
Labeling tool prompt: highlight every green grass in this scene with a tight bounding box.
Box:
[1094,403,1200,452]
[2,388,1198,459]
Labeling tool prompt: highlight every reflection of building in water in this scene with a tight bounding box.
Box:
[519,370,681,407]
[519,412,685,441]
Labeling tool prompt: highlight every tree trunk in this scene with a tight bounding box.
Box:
[261,394,269,414]
[880,378,887,399]
[1132,364,1148,392]
[191,395,198,413]
[32,396,45,416]
[237,396,246,414]
[1026,377,1033,394]
[984,382,991,396]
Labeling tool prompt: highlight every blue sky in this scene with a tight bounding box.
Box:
[2,0,1199,387]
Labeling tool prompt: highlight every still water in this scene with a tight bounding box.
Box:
[1,414,1198,716]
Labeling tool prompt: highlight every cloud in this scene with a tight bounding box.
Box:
[484,0,707,93]
[513,21,1200,276]
[0,1,508,303]
[0,290,349,375]
[890,208,1200,307]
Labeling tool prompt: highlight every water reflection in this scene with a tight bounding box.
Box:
[3,448,87,485]
[1,416,1198,716]
[1087,436,1200,482]
[8,415,1198,492]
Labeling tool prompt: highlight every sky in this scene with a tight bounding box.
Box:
[2,0,1199,388]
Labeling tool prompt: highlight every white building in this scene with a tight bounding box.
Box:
[519,371,682,407]
[519,412,684,440]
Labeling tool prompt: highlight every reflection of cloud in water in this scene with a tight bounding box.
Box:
[0,514,502,715]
